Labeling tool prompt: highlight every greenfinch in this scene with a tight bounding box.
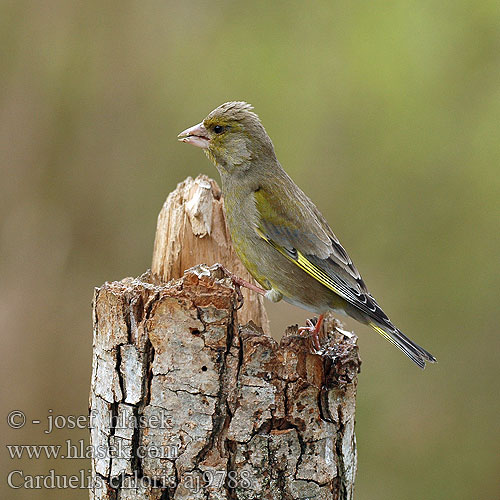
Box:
[178,101,436,368]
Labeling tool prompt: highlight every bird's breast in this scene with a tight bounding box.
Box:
[223,191,268,284]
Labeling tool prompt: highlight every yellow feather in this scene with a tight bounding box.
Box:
[369,323,400,348]
[255,227,345,297]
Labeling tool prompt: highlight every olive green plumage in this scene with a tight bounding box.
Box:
[178,101,436,368]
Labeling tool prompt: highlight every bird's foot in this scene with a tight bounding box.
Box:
[298,314,325,351]
[221,267,266,309]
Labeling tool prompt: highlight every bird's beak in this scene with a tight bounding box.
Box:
[177,122,210,149]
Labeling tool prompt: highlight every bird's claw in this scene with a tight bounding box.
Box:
[233,282,244,310]
[218,265,244,309]
[220,266,267,310]
[298,315,324,352]
[298,319,316,333]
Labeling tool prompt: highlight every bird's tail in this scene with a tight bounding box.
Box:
[370,322,437,369]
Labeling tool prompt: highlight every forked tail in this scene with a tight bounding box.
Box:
[370,322,437,369]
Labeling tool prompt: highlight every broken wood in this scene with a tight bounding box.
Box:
[90,176,360,500]
[152,175,269,332]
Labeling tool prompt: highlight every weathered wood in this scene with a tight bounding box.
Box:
[90,176,360,499]
[152,175,269,332]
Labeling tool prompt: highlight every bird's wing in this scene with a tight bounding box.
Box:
[253,187,392,326]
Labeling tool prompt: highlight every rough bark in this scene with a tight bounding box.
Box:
[90,176,360,500]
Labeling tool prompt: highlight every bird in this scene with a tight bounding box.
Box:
[178,101,436,368]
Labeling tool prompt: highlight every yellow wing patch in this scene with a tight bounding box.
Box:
[369,323,400,348]
[255,227,346,299]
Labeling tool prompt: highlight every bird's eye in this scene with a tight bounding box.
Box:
[213,125,224,134]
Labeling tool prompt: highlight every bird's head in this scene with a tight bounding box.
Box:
[178,101,276,173]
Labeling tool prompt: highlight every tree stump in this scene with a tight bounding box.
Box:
[89,176,360,500]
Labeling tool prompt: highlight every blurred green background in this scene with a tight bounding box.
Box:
[2,1,499,498]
